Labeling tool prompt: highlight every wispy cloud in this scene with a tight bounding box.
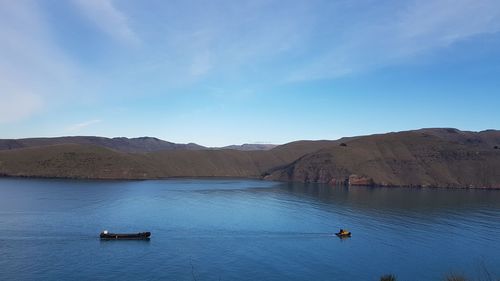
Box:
[67,119,102,132]
[189,49,212,77]
[0,0,76,123]
[73,0,139,45]
[104,0,500,85]
[123,1,312,85]
[288,0,500,81]
[1,0,499,129]
[0,88,43,124]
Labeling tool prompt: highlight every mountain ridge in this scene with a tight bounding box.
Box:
[1,128,499,188]
[0,136,280,152]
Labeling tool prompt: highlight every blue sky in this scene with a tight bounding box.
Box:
[1,0,499,146]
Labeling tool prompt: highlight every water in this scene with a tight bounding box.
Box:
[0,178,499,281]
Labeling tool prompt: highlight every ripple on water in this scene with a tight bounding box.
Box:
[0,178,499,281]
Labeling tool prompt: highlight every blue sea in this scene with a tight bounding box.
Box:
[0,178,499,280]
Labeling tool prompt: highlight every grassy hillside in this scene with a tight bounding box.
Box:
[0,138,332,179]
[266,130,500,188]
[0,144,159,179]
[0,136,205,153]
[0,129,499,188]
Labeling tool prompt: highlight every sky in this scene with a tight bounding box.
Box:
[1,0,500,146]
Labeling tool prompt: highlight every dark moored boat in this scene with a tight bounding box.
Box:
[100,230,151,240]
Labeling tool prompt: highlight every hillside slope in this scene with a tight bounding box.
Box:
[0,129,499,188]
[0,136,205,153]
[0,144,158,179]
[265,129,500,188]
[0,140,329,180]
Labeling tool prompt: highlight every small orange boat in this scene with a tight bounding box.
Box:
[335,229,351,238]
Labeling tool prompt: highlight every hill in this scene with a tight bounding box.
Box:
[0,136,205,153]
[0,139,331,180]
[265,129,500,188]
[0,129,499,188]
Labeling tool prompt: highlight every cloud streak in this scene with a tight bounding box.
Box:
[73,0,139,45]
[67,119,102,132]
[1,0,500,129]
[288,0,500,81]
[92,0,500,85]
[0,0,76,123]
[0,88,43,124]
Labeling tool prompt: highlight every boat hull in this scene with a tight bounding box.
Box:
[100,232,151,240]
[335,232,351,238]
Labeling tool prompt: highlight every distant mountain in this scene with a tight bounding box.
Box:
[221,144,277,151]
[0,129,499,188]
[0,136,205,153]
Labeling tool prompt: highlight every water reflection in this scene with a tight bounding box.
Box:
[1,178,499,281]
[281,182,500,213]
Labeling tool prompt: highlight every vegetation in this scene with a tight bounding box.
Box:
[1,129,500,188]
[267,129,500,188]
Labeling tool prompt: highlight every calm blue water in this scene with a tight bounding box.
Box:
[0,178,499,281]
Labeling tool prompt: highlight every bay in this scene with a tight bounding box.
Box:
[0,178,499,281]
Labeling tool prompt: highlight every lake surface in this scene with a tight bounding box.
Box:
[0,178,499,281]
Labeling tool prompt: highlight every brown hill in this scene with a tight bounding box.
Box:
[0,136,205,153]
[266,129,500,188]
[0,139,330,180]
[0,144,156,179]
[0,129,499,188]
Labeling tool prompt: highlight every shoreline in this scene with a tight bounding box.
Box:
[1,174,500,190]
